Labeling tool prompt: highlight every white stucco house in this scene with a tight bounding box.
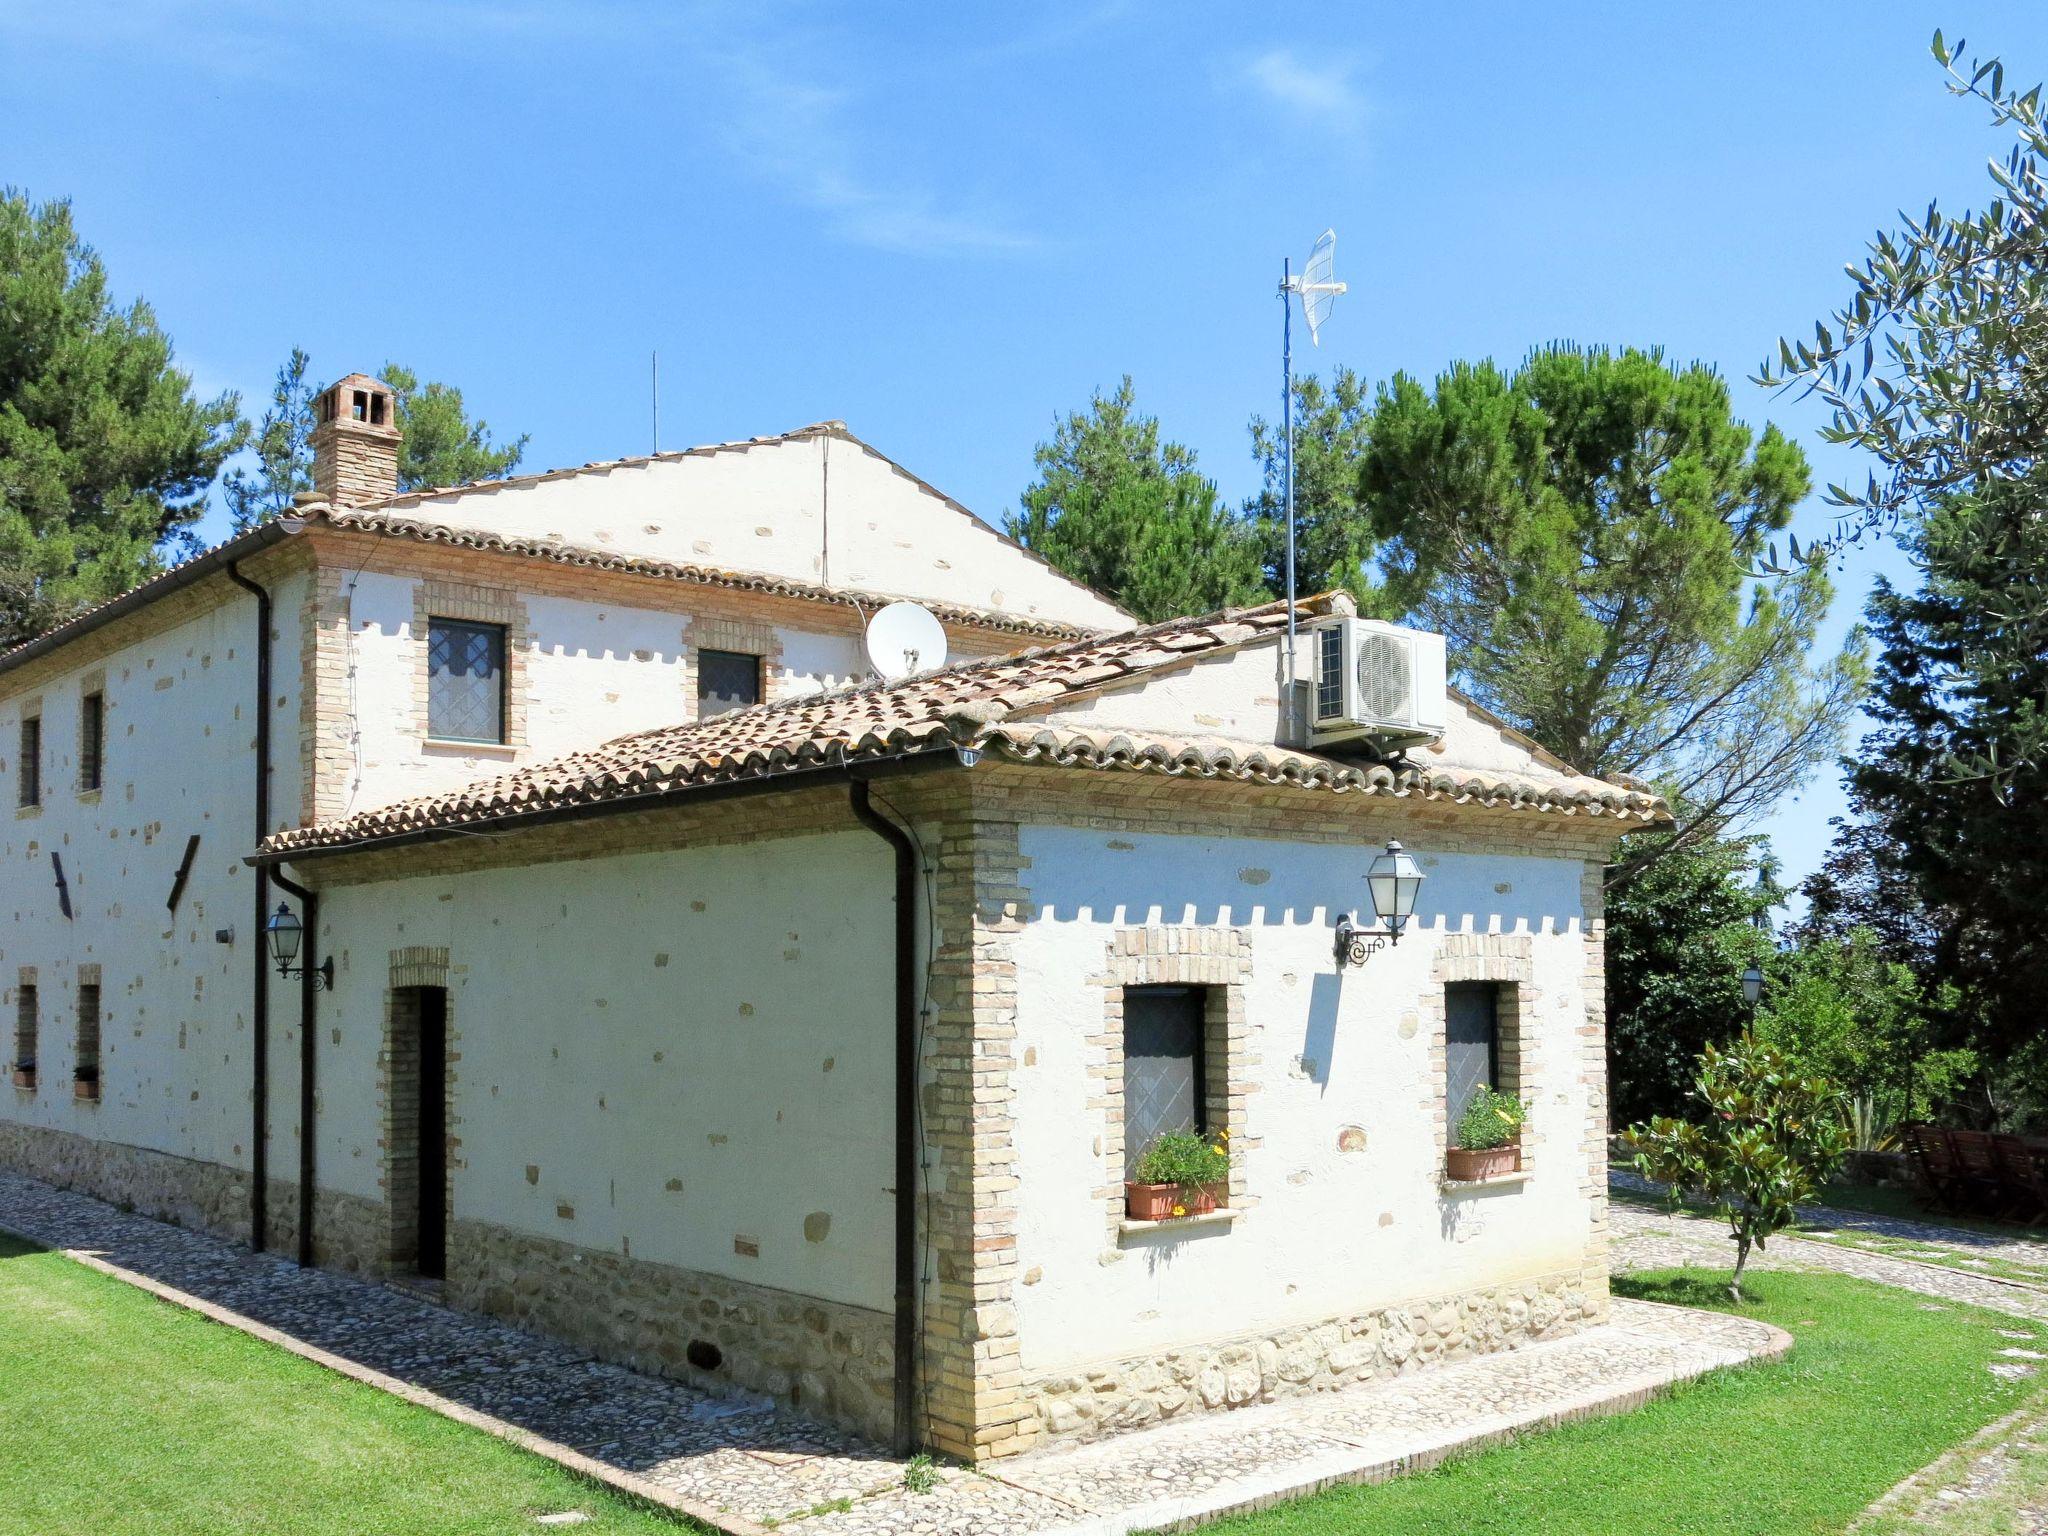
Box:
[0,371,1664,1463]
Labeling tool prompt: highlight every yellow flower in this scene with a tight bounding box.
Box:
[1171,1204,1186,1217]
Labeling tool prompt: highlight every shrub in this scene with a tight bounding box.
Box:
[1131,1129,1229,1188]
[1623,1031,1848,1301]
[1456,1085,1524,1151]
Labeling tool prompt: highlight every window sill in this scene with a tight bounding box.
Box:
[423,738,519,759]
[1118,1208,1241,1243]
[75,788,101,806]
[14,804,40,820]
[1439,1171,1531,1196]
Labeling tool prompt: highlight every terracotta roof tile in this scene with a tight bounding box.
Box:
[260,595,1669,859]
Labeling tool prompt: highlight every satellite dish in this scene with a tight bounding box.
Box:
[864,602,948,682]
[1295,228,1347,347]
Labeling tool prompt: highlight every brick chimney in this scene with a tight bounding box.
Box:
[310,373,400,505]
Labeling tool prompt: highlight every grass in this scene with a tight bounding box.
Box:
[1206,1269,2040,1536]
[1851,1402,2048,1535]
[0,1233,698,1535]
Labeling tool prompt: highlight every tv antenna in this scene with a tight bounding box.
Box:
[1278,228,1347,668]
[864,601,948,683]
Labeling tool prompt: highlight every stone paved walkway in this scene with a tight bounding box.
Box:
[0,1171,1782,1536]
[1610,1185,2048,1322]
[1614,1169,2048,1277]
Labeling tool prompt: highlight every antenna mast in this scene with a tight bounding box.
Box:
[1277,230,1347,687]
[651,351,660,455]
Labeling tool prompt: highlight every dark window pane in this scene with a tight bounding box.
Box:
[697,649,762,717]
[1446,982,1499,1129]
[14,983,36,1072]
[428,620,507,743]
[1123,986,1205,1178]
[80,693,103,792]
[76,982,99,1075]
[18,716,39,807]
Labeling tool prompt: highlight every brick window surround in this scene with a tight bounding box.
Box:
[78,675,105,796]
[1086,928,1256,1236]
[12,969,37,1088]
[682,615,782,717]
[74,965,101,1101]
[379,947,460,1273]
[410,582,530,752]
[16,702,41,811]
[1425,934,1537,1176]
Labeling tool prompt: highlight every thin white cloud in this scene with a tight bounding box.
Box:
[710,52,1036,257]
[4,0,1035,259]
[1242,46,1368,138]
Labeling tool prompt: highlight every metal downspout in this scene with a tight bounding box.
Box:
[848,777,924,1457]
[223,562,272,1253]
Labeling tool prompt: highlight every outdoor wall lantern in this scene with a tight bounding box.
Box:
[1334,840,1425,967]
[1741,962,1765,1009]
[265,902,333,990]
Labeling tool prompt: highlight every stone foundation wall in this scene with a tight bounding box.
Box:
[0,1119,384,1269]
[447,1219,895,1442]
[1022,1268,1600,1445]
[0,1119,249,1239]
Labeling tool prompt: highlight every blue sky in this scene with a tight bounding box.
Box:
[5,1,2045,891]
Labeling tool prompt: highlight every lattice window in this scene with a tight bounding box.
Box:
[17,715,39,807]
[696,648,762,717]
[79,692,103,793]
[75,981,100,1084]
[1445,981,1500,1130]
[13,982,36,1081]
[427,619,507,743]
[1122,985,1207,1178]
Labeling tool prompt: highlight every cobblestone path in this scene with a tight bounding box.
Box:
[0,1170,1781,1536]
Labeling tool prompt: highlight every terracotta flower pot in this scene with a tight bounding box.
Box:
[1125,1181,1181,1222]
[73,1077,98,1101]
[1446,1145,1521,1182]
[10,1068,33,1091]
[1187,1181,1227,1214]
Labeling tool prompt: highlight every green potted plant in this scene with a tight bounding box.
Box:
[1447,1085,1523,1181]
[1126,1129,1231,1221]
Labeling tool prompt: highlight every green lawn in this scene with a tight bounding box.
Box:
[0,1234,696,1535]
[1207,1270,2039,1536]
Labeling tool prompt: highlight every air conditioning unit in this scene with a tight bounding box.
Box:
[1305,619,1448,751]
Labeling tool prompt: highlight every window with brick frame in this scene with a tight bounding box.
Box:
[1122,985,1209,1177]
[696,649,763,717]
[1445,982,1501,1130]
[13,982,36,1086]
[17,714,39,807]
[427,619,508,743]
[74,982,99,1096]
[79,692,103,793]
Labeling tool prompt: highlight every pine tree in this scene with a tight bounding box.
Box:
[1008,378,1263,622]
[0,191,243,642]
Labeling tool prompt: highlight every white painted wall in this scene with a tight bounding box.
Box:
[1008,823,1596,1375]
[315,828,895,1309]
[386,434,1131,632]
[0,567,308,1174]
[338,573,874,817]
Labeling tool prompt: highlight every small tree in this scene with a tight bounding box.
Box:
[1623,1033,1848,1301]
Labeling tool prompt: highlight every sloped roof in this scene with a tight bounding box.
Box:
[337,420,1132,626]
[0,470,1102,681]
[259,594,1669,860]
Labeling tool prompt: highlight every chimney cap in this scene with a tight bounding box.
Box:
[314,373,399,437]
